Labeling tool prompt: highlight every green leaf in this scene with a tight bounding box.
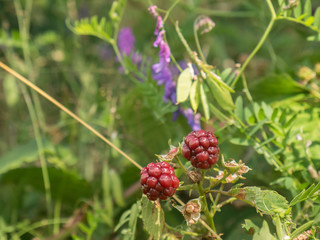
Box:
[242,219,259,235]
[230,187,290,216]
[67,16,112,42]
[289,182,320,206]
[230,138,251,146]
[141,196,164,240]
[291,220,315,239]
[110,169,125,207]
[207,76,234,111]
[235,96,244,122]
[128,202,139,240]
[249,74,307,102]
[304,0,312,20]
[248,119,267,137]
[114,209,131,232]
[200,82,210,120]
[0,140,52,175]
[261,102,273,120]
[190,80,200,112]
[293,1,302,18]
[244,107,255,125]
[253,221,276,240]
[314,7,320,28]
[176,68,193,103]
[209,104,229,122]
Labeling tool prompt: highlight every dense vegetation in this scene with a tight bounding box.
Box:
[0,0,320,239]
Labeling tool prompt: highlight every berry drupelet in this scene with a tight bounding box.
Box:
[140,162,179,201]
[182,130,220,169]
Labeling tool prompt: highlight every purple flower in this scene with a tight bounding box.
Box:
[154,16,163,35]
[164,81,177,103]
[172,108,201,131]
[148,5,158,18]
[117,27,135,56]
[149,6,201,130]
[181,108,201,131]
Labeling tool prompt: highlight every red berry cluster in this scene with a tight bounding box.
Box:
[140,162,179,201]
[182,130,220,169]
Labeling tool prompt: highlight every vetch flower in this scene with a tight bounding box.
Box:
[117,27,135,56]
[148,5,158,18]
[181,108,201,131]
[149,6,202,130]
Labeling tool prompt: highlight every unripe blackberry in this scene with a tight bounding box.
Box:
[140,162,179,201]
[182,130,219,169]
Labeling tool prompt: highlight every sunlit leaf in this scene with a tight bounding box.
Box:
[141,196,164,240]
[200,82,210,120]
[207,76,234,111]
[304,0,312,20]
[293,1,302,18]
[190,80,200,112]
[314,7,320,28]
[176,68,193,103]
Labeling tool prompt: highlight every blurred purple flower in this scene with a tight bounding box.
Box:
[164,81,177,103]
[182,108,201,131]
[149,6,201,130]
[148,5,158,18]
[154,16,163,35]
[117,27,135,56]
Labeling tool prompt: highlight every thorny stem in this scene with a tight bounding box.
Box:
[231,0,276,88]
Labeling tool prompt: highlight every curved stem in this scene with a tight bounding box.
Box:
[193,25,206,63]
[231,0,276,88]
[163,0,181,23]
[174,156,188,174]
[231,18,275,87]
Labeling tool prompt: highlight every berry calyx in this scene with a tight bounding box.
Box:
[140,162,179,201]
[182,130,220,169]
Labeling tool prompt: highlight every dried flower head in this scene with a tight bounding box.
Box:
[182,199,201,224]
[195,15,215,35]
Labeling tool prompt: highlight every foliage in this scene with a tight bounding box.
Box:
[0,0,320,239]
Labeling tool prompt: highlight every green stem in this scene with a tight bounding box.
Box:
[163,0,180,23]
[212,184,224,217]
[193,22,206,63]
[231,0,276,88]
[14,0,52,221]
[198,171,217,233]
[241,73,253,102]
[274,215,284,240]
[53,199,62,235]
[165,223,200,236]
[174,156,188,174]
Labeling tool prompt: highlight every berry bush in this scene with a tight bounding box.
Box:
[0,0,320,239]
